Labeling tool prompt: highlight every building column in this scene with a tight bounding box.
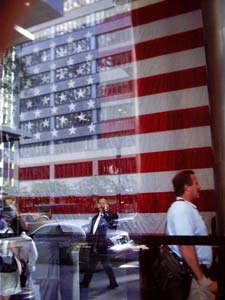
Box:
[201,0,225,235]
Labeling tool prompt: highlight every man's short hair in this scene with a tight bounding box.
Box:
[172,170,195,196]
[97,198,107,203]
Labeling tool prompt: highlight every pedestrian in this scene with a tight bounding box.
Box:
[80,198,119,289]
[0,217,21,300]
[159,170,217,300]
[38,224,80,300]
[18,231,38,290]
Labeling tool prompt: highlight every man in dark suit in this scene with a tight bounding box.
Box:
[80,198,118,289]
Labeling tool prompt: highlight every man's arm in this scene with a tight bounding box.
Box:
[103,210,118,229]
[28,240,38,266]
[180,245,217,293]
[180,245,203,282]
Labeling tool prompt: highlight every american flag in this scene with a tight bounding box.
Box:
[17,0,215,233]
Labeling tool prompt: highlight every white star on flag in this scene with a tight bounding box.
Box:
[68,80,76,88]
[26,100,32,108]
[88,122,96,132]
[85,53,93,61]
[42,119,49,128]
[50,63,57,70]
[76,44,83,53]
[85,31,92,39]
[27,121,33,131]
[60,115,67,125]
[34,109,41,118]
[68,103,76,112]
[56,48,66,58]
[32,46,40,53]
[42,96,49,105]
[67,36,74,43]
[34,88,40,96]
[59,93,67,102]
[42,74,50,84]
[68,126,77,135]
[87,99,95,108]
[20,113,25,121]
[77,112,86,122]
[77,89,85,99]
[33,67,40,74]
[49,42,56,48]
[67,57,74,66]
[34,132,41,140]
[76,66,84,76]
[25,79,32,88]
[51,106,58,114]
[51,129,58,137]
[86,76,94,85]
[57,69,67,80]
[51,84,57,92]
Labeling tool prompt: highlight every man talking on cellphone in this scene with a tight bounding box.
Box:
[80,198,119,289]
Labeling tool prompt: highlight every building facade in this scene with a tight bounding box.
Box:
[0,49,19,201]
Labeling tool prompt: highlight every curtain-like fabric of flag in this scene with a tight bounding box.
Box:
[18,0,215,233]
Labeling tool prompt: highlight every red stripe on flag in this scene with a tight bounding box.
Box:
[17,189,216,214]
[19,165,50,180]
[137,66,207,97]
[99,67,207,100]
[98,29,204,70]
[131,0,201,27]
[55,161,93,179]
[135,28,204,61]
[101,106,210,138]
[98,147,213,175]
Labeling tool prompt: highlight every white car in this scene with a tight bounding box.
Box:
[29,220,134,266]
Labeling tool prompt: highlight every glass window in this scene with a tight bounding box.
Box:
[21,49,51,67]
[20,94,50,112]
[1,2,218,300]
[55,110,92,129]
[64,0,101,12]
[55,61,91,81]
[97,28,132,49]
[55,85,92,105]
[98,81,133,98]
[55,38,91,59]
[19,142,50,158]
[21,71,50,89]
[20,118,51,133]
[97,51,132,71]
[34,28,51,41]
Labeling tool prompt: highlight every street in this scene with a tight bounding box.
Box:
[32,252,141,300]
[80,260,141,300]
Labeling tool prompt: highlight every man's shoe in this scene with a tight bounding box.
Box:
[80,282,89,288]
[107,283,118,289]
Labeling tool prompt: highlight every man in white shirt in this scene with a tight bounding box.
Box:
[163,170,217,300]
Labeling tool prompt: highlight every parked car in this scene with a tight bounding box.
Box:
[29,220,134,266]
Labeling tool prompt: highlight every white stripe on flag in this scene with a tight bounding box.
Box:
[18,168,214,197]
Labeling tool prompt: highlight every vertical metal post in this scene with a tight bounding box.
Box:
[201,0,225,235]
